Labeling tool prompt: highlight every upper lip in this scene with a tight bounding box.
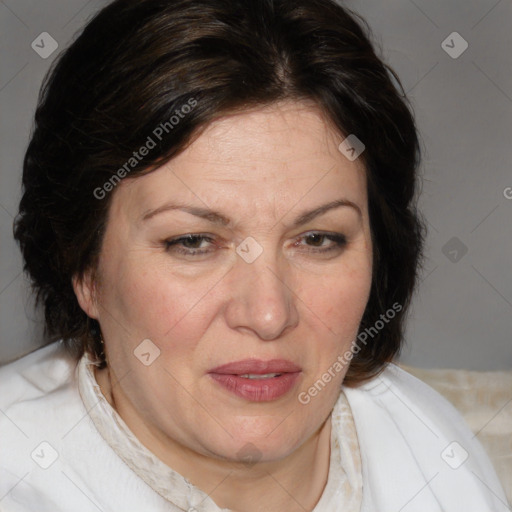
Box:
[209,359,301,375]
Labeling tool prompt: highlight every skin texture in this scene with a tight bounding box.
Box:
[74,100,373,511]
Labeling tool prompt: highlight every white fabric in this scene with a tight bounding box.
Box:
[76,351,362,511]
[399,363,512,504]
[0,341,509,511]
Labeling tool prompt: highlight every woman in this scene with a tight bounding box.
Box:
[1,0,508,510]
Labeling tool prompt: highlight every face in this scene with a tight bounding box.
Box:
[77,100,372,464]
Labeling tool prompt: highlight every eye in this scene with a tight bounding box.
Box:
[293,232,347,254]
[163,232,347,258]
[164,234,216,256]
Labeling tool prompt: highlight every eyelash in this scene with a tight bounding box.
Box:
[164,232,347,257]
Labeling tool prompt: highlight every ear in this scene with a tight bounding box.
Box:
[72,270,100,320]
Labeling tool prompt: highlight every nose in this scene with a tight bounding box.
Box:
[224,252,299,341]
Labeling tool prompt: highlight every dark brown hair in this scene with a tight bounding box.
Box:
[14,0,425,385]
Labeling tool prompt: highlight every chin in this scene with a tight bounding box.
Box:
[200,419,313,465]
[212,437,299,466]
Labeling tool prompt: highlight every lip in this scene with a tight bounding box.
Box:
[209,359,302,402]
[210,358,301,375]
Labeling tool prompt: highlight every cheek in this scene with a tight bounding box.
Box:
[299,265,372,392]
[313,284,370,348]
[98,256,217,345]
[302,256,372,339]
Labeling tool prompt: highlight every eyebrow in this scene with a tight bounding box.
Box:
[141,198,361,227]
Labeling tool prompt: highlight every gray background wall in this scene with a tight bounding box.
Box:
[1,0,511,370]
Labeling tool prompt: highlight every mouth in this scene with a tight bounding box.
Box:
[208,359,302,402]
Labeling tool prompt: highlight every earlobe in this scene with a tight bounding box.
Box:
[72,271,100,319]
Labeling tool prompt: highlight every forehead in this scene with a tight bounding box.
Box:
[112,101,367,220]
[171,101,361,175]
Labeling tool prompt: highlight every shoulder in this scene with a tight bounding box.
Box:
[345,361,490,434]
[343,361,490,453]
[355,361,466,415]
[0,341,83,438]
[0,343,88,509]
[0,341,83,460]
[0,343,171,511]
[342,363,510,511]
[0,342,77,409]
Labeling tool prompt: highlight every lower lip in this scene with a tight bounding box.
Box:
[209,372,301,402]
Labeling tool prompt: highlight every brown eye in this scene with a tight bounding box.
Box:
[294,232,347,253]
[181,235,207,249]
[305,234,327,246]
[164,234,215,256]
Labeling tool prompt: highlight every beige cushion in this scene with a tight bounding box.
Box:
[399,364,512,505]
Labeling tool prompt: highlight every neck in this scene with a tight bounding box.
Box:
[96,366,332,512]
